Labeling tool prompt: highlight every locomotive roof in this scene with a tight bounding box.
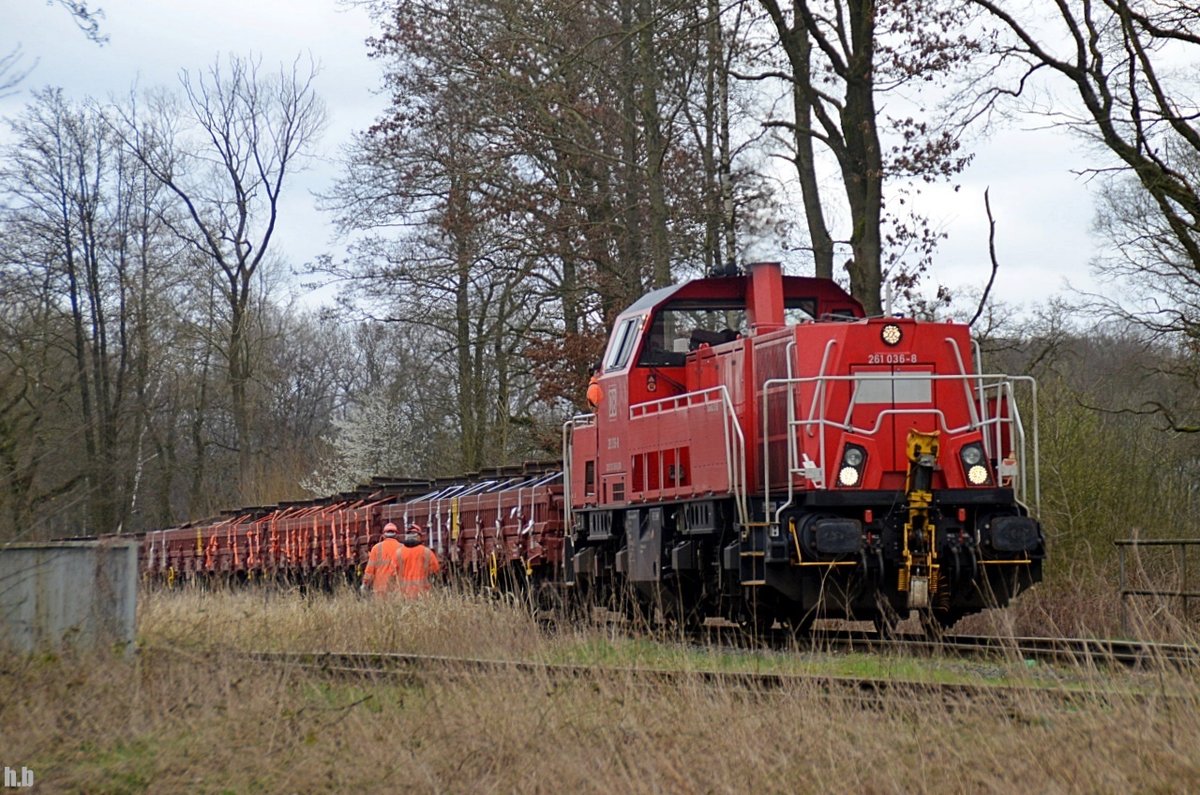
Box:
[622,274,863,317]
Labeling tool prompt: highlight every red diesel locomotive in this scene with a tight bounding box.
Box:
[562,262,1043,632]
[142,262,1042,633]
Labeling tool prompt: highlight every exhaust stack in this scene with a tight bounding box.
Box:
[746,261,785,334]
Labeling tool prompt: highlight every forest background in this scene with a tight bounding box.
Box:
[2,0,1200,599]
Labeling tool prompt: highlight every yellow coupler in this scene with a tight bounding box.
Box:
[899,429,939,609]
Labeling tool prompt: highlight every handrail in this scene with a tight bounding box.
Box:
[1115,538,1200,635]
[630,386,748,526]
[764,337,829,526]
[761,370,1039,517]
[804,339,839,438]
[972,338,988,440]
[560,412,595,537]
[944,337,981,428]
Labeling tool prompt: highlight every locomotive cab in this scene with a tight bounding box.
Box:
[588,264,864,416]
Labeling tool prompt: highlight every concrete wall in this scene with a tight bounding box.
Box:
[0,540,137,654]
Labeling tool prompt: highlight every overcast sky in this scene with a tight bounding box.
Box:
[1,0,1107,313]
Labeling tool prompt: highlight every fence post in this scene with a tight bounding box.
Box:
[1114,537,1200,637]
[1117,542,1129,637]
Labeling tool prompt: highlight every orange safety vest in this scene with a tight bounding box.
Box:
[362,537,403,594]
[396,543,441,597]
[586,375,602,408]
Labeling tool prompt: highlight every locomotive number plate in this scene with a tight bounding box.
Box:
[867,352,918,364]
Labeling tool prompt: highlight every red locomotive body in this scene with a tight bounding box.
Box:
[564,262,1043,631]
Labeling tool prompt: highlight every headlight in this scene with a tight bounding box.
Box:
[881,324,902,346]
[967,465,989,485]
[839,444,866,488]
[843,447,865,467]
[961,444,984,466]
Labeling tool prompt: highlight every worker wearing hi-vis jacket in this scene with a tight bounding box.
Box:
[396,525,441,597]
[361,522,403,595]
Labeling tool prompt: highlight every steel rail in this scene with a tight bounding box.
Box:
[689,626,1200,668]
[205,649,1154,712]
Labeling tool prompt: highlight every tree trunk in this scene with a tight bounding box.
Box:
[839,0,883,315]
[787,5,834,280]
[228,285,254,500]
[638,0,671,289]
[717,3,736,269]
[619,0,645,308]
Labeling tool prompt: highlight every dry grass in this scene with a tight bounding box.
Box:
[955,557,1200,644]
[2,587,1199,793]
[138,584,548,659]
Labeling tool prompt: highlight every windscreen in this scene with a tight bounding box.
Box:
[638,298,818,367]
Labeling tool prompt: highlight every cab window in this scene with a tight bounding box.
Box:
[605,315,643,371]
[636,297,823,367]
[637,301,742,367]
[785,299,818,323]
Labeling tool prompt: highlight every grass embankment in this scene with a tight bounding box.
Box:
[1,588,1198,793]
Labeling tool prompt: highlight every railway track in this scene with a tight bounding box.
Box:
[238,649,1078,708]
[890,632,1200,667]
[608,616,1200,668]
[748,628,1200,668]
[191,647,1189,714]
[560,606,1200,667]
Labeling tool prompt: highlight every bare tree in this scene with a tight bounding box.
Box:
[1087,154,1200,432]
[968,0,1200,272]
[672,0,782,278]
[753,0,978,313]
[114,53,326,499]
[0,45,35,99]
[51,1,108,44]
[0,88,178,536]
[965,1,1200,429]
[331,0,686,467]
[303,323,456,492]
[2,2,106,98]
[324,107,545,471]
[0,254,80,539]
[342,0,781,424]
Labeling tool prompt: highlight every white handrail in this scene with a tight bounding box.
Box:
[629,386,748,526]
[804,339,839,438]
[561,412,596,537]
[944,337,981,428]
[761,370,1040,516]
